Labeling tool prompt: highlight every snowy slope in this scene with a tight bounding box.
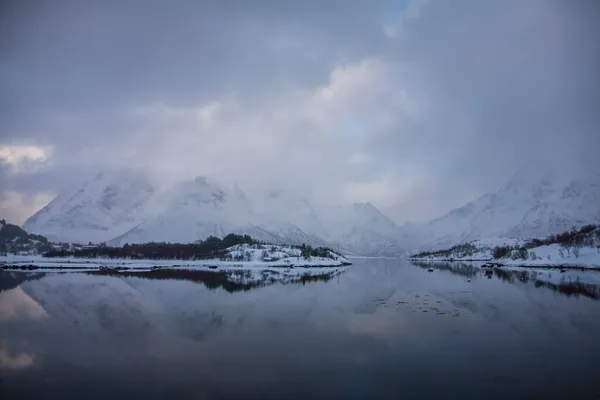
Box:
[19,164,600,257]
[22,170,156,244]
[409,238,527,261]
[109,177,326,247]
[410,241,600,269]
[19,166,411,254]
[501,243,600,269]
[409,228,600,269]
[109,178,405,254]
[416,170,600,251]
[249,189,329,246]
[1,243,351,270]
[319,203,407,255]
[110,176,251,245]
[20,170,407,253]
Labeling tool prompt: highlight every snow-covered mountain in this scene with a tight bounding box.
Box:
[250,189,328,243]
[22,171,407,254]
[109,177,332,248]
[109,176,253,245]
[22,166,599,256]
[23,169,156,243]
[415,170,600,251]
[110,177,400,254]
[318,203,408,255]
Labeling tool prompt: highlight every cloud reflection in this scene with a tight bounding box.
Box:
[0,286,48,320]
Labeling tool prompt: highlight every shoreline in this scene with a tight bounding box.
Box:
[408,258,600,271]
[0,254,350,273]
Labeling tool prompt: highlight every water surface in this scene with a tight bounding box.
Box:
[2,259,600,399]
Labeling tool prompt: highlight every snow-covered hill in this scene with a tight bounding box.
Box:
[1,243,351,270]
[414,170,600,251]
[23,169,156,244]
[0,219,50,255]
[409,238,527,261]
[319,203,408,256]
[110,176,250,245]
[409,225,600,269]
[23,171,405,255]
[109,177,331,248]
[411,241,600,269]
[20,166,600,256]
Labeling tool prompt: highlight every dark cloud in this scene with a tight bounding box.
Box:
[1,0,598,224]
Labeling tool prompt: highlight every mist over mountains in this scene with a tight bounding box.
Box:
[21,167,600,256]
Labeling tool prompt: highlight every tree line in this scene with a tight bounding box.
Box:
[411,242,478,259]
[0,219,50,256]
[492,224,600,260]
[44,233,260,260]
[411,224,600,261]
[43,233,341,261]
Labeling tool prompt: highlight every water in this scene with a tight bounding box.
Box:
[2,259,600,399]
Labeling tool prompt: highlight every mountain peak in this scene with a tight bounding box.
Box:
[416,169,600,250]
[22,169,156,243]
[193,176,213,186]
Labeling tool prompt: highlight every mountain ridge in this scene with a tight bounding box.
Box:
[21,168,600,255]
[23,169,156,243]
[414,169,600,251]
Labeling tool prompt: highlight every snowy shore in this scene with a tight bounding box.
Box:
[0,243,351,282]
[408,238,600,270]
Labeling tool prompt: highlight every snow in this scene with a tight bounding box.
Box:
[0,244,350,274]
[112,178,407,256]
[411,169,600,251]
[108,177,334,247]
[0,255,348,283]
[0,256,347,271]
[17,167,600,257]
[409,238,527,262]
[501,244,600,269]
[23,170,409,255]
[318,203,407,256]
[22,169,156,243]
[410,239,600,269]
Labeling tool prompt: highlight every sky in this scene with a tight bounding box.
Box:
[1,0,599,225]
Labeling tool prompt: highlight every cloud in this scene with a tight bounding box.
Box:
[1,0,598,225]
[0,191,54,225]
[0,144,52,173]
[0,286,49,321]
[0,346,35,371]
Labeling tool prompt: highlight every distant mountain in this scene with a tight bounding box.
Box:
[110,177,394,253]
[414,170,600,251]
[25,167,599,256]
[108,177,332,248]
[318,203,408,255]
[22,171,408,255]
[23,169,156,243]
[250,189,328,245]
[109,176,254,245]
[0,219,50,255]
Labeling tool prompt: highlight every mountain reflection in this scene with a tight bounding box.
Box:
[0,272,45,293]
[411,261,600,300]
[87,268,345,293]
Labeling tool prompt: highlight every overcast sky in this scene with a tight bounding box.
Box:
[1,0,599,225]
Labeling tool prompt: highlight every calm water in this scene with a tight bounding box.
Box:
[2,259,600,399]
